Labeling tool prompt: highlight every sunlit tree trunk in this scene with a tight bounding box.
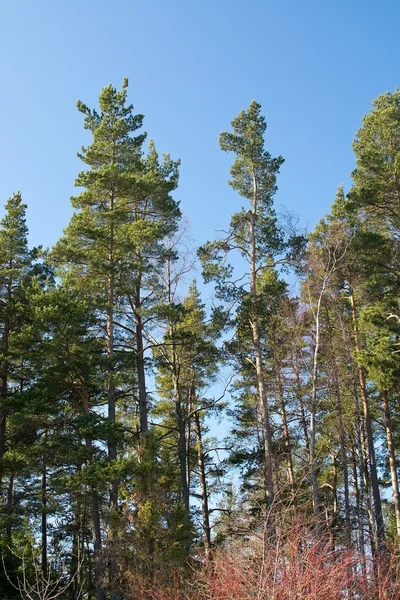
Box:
[349,290,385,551]
[381,389,400,545]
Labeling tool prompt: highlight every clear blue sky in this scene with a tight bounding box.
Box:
[1,0,399,251]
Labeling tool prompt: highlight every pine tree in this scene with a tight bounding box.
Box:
[53,79,181,597]
[351,90,400,239]
[199,101,285,527]
[0,193,32,485]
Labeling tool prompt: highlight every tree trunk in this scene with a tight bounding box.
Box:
[275,364,295,498]
[308,280,328,525]
[381,389,400,545]
[349,290,386,552]
[107,210,120,600]
[83,388,105,600]
[173,376,190,515]
[294,359,310,460]
[248,175,274,517]
[0,303,10,487]
[71,491,83,600]
[42,450,48,581]
[330,455,338,549]
[194,410,212,559]
[351,448,366,575]
[6,472,14,547]
[362,427,378,558]
[107,298,118,511]
[134,282,148,435]
[334,372,352,548]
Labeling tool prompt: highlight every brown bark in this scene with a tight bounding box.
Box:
[0,290,10,486]
[106,204,120,599]
[351,448,366,575]
[194,410,212,559]
[173,375,190,514]
[349,290,386,552]
[381,389,400,545]
[134,280,148,435]
[249,171,274,516]
[361,421,378,557]
[167,251,190,516]
[334,373,352,548]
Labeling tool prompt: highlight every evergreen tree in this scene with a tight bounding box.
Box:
[351,90,400,239]
[53,79,181,597]
[0,192,32,484]
[199,101,286,526]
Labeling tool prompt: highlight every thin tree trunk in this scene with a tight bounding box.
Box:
[362,429,378,558]
[0,409,7,487]
[107,293,118,510]
[308,278,328,525]
[0,299,10,487]
[71,492,83,600]
[186,383,194,499]
[87,539,93,600]
[381,389,400,545]
[357,379,378,557]
[6,472,14,547]
[294,360,310,460]
[275,364,295,498]
[173,375,190,515]
[341,313,366,566]
[91,492,104,600]
[329,455,338,550]
[42,443,48,581]
[167,252,190,517]
[82,388,105,600]
[194,410,212,559]
[334,371,352,548]
[252,319,275,510]
[107,206,120,599]
[351,448,366,576]
[134,282,148,435]
[349,290,386,552]
[249,172,274,518]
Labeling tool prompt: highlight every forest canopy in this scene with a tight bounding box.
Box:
[1,82,400,599]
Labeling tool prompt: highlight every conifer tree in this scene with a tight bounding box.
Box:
[199,101,285,523]
[53,79,181,597]
[0,193,32,485]
[351,90,400,239]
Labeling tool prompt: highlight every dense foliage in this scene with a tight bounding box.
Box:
[1,82,400,599]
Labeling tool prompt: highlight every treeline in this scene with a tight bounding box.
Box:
[0,80,399,599]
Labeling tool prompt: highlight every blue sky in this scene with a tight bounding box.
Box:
[0,0,399,254]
